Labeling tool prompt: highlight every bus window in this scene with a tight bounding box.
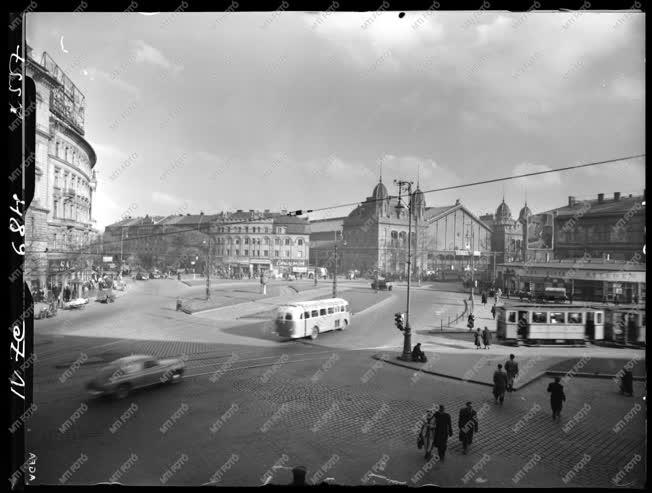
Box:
[568,312,583,324]
[532,312,547,323]
[508,312,516,323]
[285,313,293,321]
[345,304,350,312]
[328,307,334,314]
[304,311,310,319]
[320,308,327,316]
[549,312,565,324]
[596,312,603,324]
[311,310,318,317]
[340,306,345,312]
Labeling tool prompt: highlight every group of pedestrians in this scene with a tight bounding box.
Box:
[473,327,492,349]
[491,355,518,405]
[419,403,479,461]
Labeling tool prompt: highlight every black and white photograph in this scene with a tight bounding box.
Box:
[9,4,646,488]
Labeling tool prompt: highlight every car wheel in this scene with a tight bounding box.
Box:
[170,369,184,383]
[310,327,319,340]
[114,383,131,400]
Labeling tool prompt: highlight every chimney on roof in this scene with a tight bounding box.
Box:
[455,199,460,205]
[598,193,604,203]
[568,196,576,207]
[614,192,621,201]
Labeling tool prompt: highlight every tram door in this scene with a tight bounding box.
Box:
[586,312,596,340]
[517,311,529,339]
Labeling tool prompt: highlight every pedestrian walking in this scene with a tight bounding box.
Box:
[474,329,482,349]
[482,327,491,349]
[492,364,508,405]
[491,304,496,320]
[419,410,437,460]
[481,292,487,307]
[458,402,478,455]
[505,354,519,392]
[620,369,634,397]
[432,405,453,461]
[547,377,566,421]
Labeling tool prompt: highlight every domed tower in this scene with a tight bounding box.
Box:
[518,202,531,224]
[411,186,426,220]
[372,177,389,216]
[495,199,512,225]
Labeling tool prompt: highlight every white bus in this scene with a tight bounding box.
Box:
[274,298,351,340]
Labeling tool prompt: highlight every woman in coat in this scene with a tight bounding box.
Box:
[493,364,508,405]
[458,402,478,454]
[547,376,566,421]
[474,329,482,349]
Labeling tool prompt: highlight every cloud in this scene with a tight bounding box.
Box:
[511,162,561,188]
[93,142,129,163]
[83,67,140,95]
[152,191,185,206]
[132,40,183,73]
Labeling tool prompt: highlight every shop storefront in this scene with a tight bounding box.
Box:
[497,260,646,303]
[47,257,95,300]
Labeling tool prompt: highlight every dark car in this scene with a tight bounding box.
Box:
[86,355,185,399]
[371,278,393,291]
[135,272,147,281]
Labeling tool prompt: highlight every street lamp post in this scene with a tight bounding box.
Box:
[395,180,413,361]
[332,243,338,298]
[205,236,212,299]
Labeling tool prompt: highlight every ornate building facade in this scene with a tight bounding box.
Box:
[103,210,310,278]
[337,178,492,279]
[24,46,98,298]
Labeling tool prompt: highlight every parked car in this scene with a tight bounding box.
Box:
[371,278,393,291]
[135,272,147,280]
[86,354,185,399]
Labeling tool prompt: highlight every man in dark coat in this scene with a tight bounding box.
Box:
[411,343,428,363]
[432,405,453,461]
[504,354,519,392]
[491,304,496,320]
[458,402,478,455]
[481,293,487,306]
[547,377,566,421]
[620,369,634,396]
[493,364,508,405]
[482,327,492,349]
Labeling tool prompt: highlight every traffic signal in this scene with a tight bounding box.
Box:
[394,312,405,331]
[467,314,475,329]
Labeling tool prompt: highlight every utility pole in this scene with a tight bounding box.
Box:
[332,243,338,298]
[395,180,413,361]
[205,236,212,299]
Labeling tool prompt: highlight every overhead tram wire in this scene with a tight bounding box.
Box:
[68,154,644,258]
[296,154,646,216]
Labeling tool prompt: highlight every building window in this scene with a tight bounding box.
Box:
[275,238,280,245]
[298,239,304,246]
[285,251,290,257]
[264,250,269,256]
[244,249,248,256]
[297,251,303,258]
[275,250,280,257]
[245,238,249,245]
[285,238,291,245]
[53,200,58,218]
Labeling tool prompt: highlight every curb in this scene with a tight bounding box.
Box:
[371,354,646,390]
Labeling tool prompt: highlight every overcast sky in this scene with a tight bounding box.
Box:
[27,11,645,230]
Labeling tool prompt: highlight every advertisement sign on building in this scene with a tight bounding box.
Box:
[527,213,554,250]
[103,256,113,263]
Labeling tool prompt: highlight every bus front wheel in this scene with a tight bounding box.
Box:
[310,327,319,340]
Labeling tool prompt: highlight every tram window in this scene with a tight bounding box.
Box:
[328,307,334,314]
[340,306,344,312]
[285,313,293,321]
[532,312,547,323]
[345,304,350,312]
[508,312,516,323]
[304,311,310,319]
[299,313,303,320]
[311,310,318,317]
[596,312,603,324]
[320,309,327,316]
[549,312,565,324]
[568,312,583,324]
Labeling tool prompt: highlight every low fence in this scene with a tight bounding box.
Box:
[435,299,469,331]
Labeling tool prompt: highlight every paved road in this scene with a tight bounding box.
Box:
[25,279,646,487]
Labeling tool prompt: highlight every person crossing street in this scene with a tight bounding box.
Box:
[505,354,519,392]
[493,364,508,405]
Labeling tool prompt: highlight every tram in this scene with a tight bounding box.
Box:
[600,306,646,345]
[496,303,605,345]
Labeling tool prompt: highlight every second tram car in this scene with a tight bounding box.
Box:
[497,303,605,344]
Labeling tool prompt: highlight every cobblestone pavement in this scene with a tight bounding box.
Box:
[28,347,646,488]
